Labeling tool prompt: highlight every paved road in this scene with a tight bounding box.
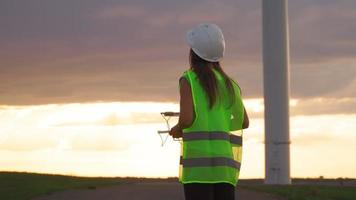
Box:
[32,182,286,200]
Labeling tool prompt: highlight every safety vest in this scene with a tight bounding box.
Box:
[178,68,245,187]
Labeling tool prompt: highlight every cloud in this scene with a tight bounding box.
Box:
[0,102,178,152]
[53,112,164,126]
[244,97,356,118]
[0,0,355,105]
[292,98,356,116]
[290,59,356,98]
[95,4,147,19]
[68,133,131,151]
[0,132,57,151]
[288,2,356,63]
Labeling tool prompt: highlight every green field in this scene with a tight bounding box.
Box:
[0,171,127,200]
[1,171,356,200]
[240,184,356,200]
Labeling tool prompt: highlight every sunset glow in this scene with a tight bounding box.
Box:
[1,100,355,178]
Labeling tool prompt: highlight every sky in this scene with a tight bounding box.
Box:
[0,0,355,178]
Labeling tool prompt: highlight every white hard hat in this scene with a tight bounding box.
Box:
[186,23,225,62]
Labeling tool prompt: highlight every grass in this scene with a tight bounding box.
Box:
[2,171,356,200]
[0,171,130,200]
[240,184,356,200]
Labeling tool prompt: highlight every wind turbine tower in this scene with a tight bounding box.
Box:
[262,0,291,184]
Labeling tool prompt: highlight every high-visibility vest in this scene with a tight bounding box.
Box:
[178,68,245,187]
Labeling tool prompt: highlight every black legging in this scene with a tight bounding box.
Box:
[183,183,235,200]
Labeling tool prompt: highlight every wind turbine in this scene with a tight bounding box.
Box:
[262,0,292,184]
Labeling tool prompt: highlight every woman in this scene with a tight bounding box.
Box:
[169,23,249,200]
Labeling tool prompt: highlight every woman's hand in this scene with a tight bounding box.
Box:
[169,124,183,138]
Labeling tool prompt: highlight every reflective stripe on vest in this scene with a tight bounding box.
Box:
[183,131,242,145]
[180,156,241,170]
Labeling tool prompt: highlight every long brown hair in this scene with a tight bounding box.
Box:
[189,48,236,110]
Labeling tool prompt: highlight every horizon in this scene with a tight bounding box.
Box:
[2,170,355,180]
